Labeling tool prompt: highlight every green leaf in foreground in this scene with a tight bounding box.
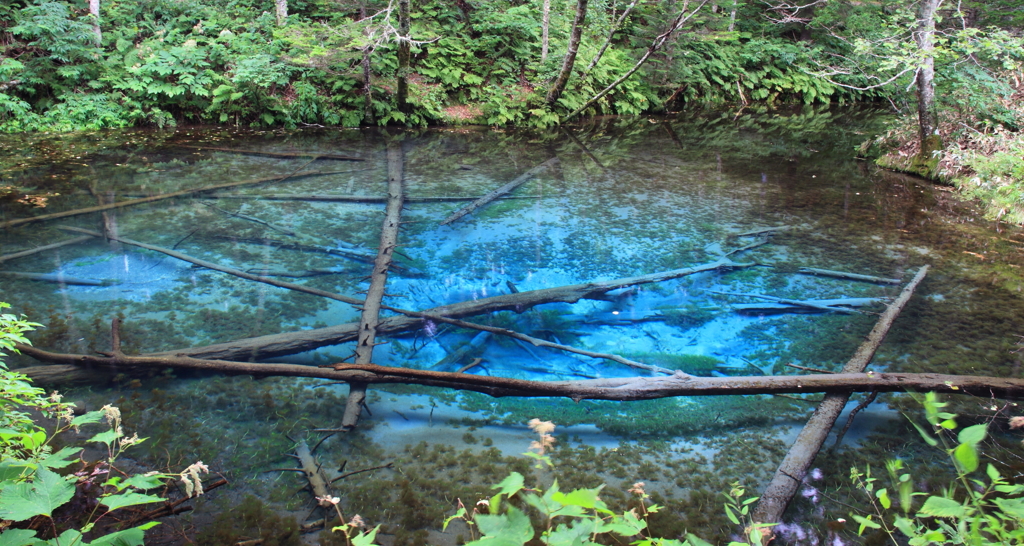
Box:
[0,466,75,521]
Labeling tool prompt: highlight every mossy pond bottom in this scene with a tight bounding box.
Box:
[3,107,1024,545]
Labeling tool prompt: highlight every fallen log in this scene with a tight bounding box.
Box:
[196,194,546,203]
[750,265,930,531]
[179,145,364,162]
[727,226,792,238]
[340,140,406,430]
[200,202,296,236]
[733,297,887,315]
[57,227,364,308]
[0,236,93,264]
[2,166,345,229]
[245,268,344,278]
[798,267,902,285]
[17,344,1024,401]
[208,235,378,265]
[710,290,862,314]
[151,256,755,361]
[440,157,560,226]
[0,271,113,286]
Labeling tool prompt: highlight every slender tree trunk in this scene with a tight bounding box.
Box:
[275,0,288,26]
[583,0,638,77]
[341,141,406,429]
[360,2,374,125]
[89,0,101,45]
[546,0,589,105]
[541,0,551,62]
[727,0,737,32]
[396,0,412,114]
[914,0,942,174]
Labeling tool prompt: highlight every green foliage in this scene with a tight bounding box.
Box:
[5,0,999,131]
[847,392,1024,545]
[0,303,181,546]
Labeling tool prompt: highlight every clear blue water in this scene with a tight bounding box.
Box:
[3,107,1023,543]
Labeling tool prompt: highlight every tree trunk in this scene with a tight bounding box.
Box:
[913,0,942,177]
[751,266,928,530]
[89,0,101,45]
[541,0,551,62]
[275,0,288,26]
[396,0,412,114]
[341,140,406,429]
[583,0,638,77]
[359,2,374,125]
[546,0,589,106]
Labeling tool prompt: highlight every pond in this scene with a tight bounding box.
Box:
[2,106,1024,545]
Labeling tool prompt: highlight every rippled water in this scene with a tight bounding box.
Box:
[3,107,1023,544]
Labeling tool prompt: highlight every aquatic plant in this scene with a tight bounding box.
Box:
[0,306,200,545]
[621,352,723,376]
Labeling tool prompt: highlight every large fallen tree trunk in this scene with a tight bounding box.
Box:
[1,166,343,229]
[16,346,1024,400]
[750,265,929,532]
[341,141,406,430]
[150,256,755,361]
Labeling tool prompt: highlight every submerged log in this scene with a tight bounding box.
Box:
[798,267,902,285]
[733,297,887,315]
[152,257,755,361]
[751,265,929,530]
[208,235,377,265]
[0,236,93,264]
[18,344,1024,401]
[440,157,560,226]
[180,145,364,162]
[0,271,112,286]
[58,227,364,307]
[2,166,342,229]
[201,202,296,236]
[710,291,863,314]
[197,194,545,203]
[341,140,406,430]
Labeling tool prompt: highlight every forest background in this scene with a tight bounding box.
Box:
[0,0,1022,216]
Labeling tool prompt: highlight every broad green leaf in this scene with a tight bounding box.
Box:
[953,442,979,473]
[0,529,40,546]
[88,429,120,446]
[0,460,36,482]
[918,496,967,518]
[99,492,165,511]
[0,467,75,521]
[685,533,715,546]
[350,525,380,546]
[121,474,166,491]
[993,497,1024,520]
[41,529,81,546]
[544,520,593,546]
[493,472,524,498]
[958,424,987,445]
[88,522,159,546]
[605,509,646,536]
[71,410,105,427]
[986,463,1001,482]
[552,485,604,510]
[40,447,81,470]
[474,506,534,545]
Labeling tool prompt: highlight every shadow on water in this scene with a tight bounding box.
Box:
[3,105,1024,544]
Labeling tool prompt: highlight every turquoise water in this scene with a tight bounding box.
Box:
[2,107,1023,543]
